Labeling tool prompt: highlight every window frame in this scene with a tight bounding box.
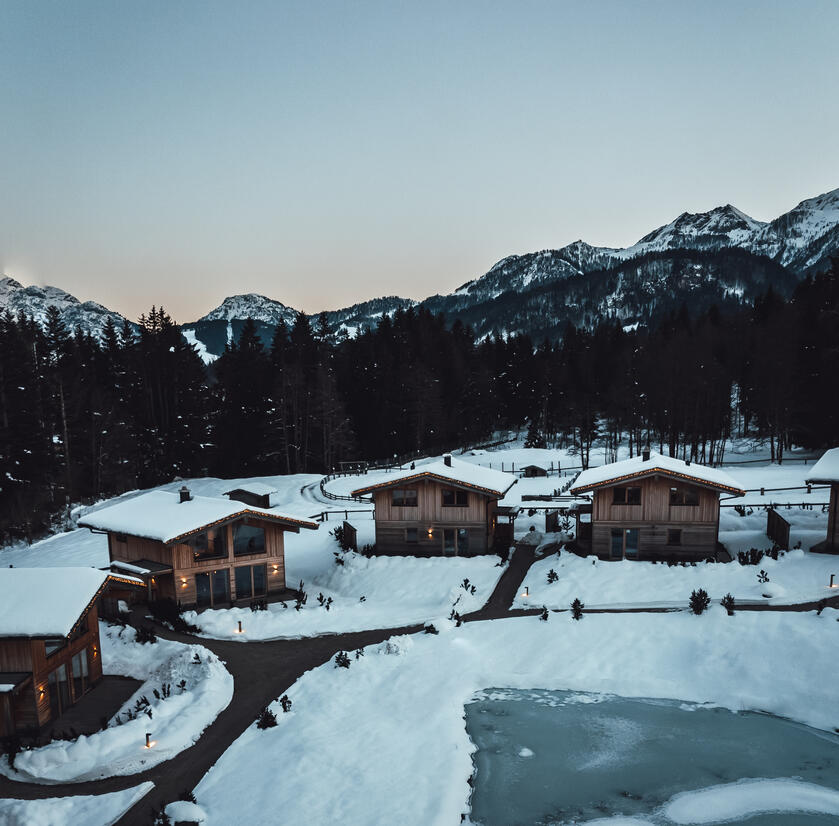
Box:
[233,522,267,557]
[442,488,468,507]
[391,488,418,508]
[669,486,700,506]
[612,486,642,505]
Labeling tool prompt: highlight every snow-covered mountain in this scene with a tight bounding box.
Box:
[0,276,130,338]
[4,186,837,354]
[196,293,299,327]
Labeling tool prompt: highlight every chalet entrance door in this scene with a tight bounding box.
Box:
[610,528,640,560]
[443,529,456,555]
[623,528,639,560]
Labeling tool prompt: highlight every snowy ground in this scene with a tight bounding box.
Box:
[0,783,154,826]
[185,515,506,640]
[0,624,232,784]
[513,548,839,610]
[193,608,839,825]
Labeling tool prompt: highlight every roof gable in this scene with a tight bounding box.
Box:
[78,490,318,545]
[570,452,745,496]
[351,458,517,499]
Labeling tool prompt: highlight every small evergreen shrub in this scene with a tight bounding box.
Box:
[689,588,711,615]
[757,569,769,584]
[571,598,584,620]
[539,607,549,621]
[424,623,438,634]
[135,625,157,645]
[148,598,200,634]
[280,695,292,713]
[257,707,278,729]
[721,593,736,615]
[461,578,477,595]
[547,569,558,584]
[334,651,351,669]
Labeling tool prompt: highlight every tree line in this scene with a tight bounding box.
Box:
[1,260,837,544]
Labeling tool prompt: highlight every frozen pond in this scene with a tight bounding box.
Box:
[465,689,839,825]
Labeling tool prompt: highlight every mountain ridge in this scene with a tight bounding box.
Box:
[2,185,837,361]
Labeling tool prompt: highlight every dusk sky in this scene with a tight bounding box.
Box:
[1,0,837,322]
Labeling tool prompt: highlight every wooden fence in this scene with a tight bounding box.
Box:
[766,508,791,548]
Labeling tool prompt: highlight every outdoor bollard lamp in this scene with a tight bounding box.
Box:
[831,574,836,588]
[522,586,529,598]
[145,732,152,749]
[238,620,243,633]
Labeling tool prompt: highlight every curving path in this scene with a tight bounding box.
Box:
[2,544,837,825]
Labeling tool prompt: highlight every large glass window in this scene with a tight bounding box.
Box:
[405,527,418,544]
[252,564,266,597]
[47,665,70,720]
[192,527,227,561]
[235,565,253,600]
[457,528,469,553]
[71,649,89,699]
[233,523,266,556]
[670,486,700,506]
[212,569,230,605]
[442,488,468,507]
[391,488,418,507]
[613,486,641,505]
[443,529,456,555]
[195,572,212,607]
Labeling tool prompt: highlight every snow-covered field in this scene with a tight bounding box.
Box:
[514,548,839,610]
[0,624,232,784]
[0,783,154,826]
[193,608,839,825]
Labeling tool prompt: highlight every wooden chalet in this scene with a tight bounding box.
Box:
[351,455,517,555]
[79,486,318,609]
[521,463,549,478]
[569,450,745,561]
[806,448,839,554]
[0,569,130,738]
[223,483,279,510]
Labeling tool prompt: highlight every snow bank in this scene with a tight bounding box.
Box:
[514,548,838,609]
[663,777,839,823]
[194,608,839,825]
[0,782,153,826]
[1,624,233,784]
[165,800,207,822]
[185,551,505,640]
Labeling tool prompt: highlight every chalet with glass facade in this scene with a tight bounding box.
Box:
[569,450,745,562]
[79,486,318,609]
[352,455,517,556]
[806,448,839,554]
[0,569,127,738]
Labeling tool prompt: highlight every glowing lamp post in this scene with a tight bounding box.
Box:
[237,620,243,634]
[521,586,529,598]
[145,732,153,749]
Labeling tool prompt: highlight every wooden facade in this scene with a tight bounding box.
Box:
[107,516,293,609]
[0,605,103,738]
[582,476,728,562]
[370,479,499,556]
[811,483,839,554]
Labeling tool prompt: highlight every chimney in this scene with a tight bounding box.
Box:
[179,485,192,503]
[443,454,452,467]
[642,447,650,462]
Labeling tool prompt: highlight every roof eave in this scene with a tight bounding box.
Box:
[352,472,509,499]
[570,467,744,497]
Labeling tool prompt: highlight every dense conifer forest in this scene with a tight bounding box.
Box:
[1,261,837,544]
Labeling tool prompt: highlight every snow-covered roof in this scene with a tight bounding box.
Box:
[351,457,517,498]
[79,490,318,545]
[223,483,278,497]
[0,568,109,638]
[570,452,745,495]
[806,448,839,484]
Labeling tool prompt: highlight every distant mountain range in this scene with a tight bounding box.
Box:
[2,186,837,362]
